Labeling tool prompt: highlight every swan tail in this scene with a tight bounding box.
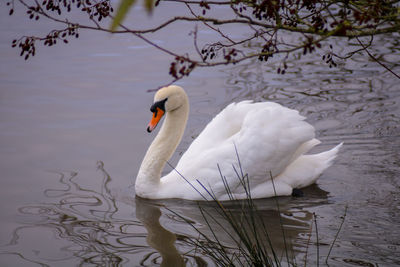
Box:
[313,142,343,169]
[277,142,343,189]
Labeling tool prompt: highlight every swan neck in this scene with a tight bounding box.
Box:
[136,101,189,195]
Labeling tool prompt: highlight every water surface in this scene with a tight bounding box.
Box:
[1,3,400,266]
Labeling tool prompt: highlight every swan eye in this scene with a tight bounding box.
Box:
[150,98,168,114]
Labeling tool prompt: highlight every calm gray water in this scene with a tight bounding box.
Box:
[1,2,400,266]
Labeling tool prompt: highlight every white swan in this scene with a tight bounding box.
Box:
[135,85,342,200]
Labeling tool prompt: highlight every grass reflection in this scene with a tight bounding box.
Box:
[2,162,336,266]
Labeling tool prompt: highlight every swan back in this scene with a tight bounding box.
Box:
[177,100,315,178]
[163,100,325,199]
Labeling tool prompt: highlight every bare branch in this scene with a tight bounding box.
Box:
[7,0,400,80]
[356,36,400,80]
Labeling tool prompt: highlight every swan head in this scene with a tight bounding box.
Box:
[147,85,188,132]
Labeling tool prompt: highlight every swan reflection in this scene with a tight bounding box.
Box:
[135,198,185,267]
[135,183,329,266]
[2,162,329,266]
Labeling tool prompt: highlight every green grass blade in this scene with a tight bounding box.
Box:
[110,0,137,32]
[144,0,155,14]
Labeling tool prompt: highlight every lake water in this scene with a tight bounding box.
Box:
[1,2,400,266]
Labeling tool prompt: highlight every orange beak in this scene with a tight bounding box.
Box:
[147,107,165,132]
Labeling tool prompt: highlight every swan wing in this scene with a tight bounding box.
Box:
[177,100,255,165]
[163,101,317,197]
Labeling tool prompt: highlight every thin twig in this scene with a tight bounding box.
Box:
[270,172,290,266]
[185,2,236,45]
[325,204,348,264]
[313,212,319,267]
[165,161,207,199]
[303,218,313,267]
[356,36,400,80]
[190,25,203,60]
[333,35,374,60]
